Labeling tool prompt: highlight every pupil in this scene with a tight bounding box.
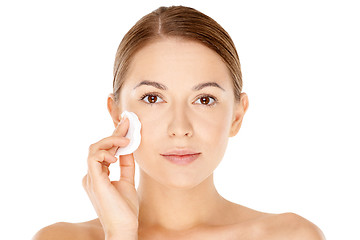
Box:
[150,96,156,103]
[201,97,209,104]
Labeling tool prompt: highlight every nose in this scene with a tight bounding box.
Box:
[167,108,193,137]
[170,131,191,137]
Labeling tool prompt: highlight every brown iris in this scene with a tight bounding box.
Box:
[148,95,157,103]
[200,96,210,105]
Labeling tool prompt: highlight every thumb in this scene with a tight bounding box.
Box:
[119,153,136,186]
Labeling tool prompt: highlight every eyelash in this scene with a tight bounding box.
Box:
[139,92,218,107]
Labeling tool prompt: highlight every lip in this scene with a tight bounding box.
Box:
[161,149,200,155]
[161,153,201,165]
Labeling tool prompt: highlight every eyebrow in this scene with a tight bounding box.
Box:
[133,80,225,91]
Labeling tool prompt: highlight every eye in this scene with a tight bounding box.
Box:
[195,95,217,107]
[139,92,218,107]
[140,93,164,104]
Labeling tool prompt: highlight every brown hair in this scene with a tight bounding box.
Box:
[112,5,242,103]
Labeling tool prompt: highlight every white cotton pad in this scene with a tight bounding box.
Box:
[115,111,142,157]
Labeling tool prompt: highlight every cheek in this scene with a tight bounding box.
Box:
[132,112,162,161]
[197,113,230,154]
[139,118,161,150]
[121,101,162,152]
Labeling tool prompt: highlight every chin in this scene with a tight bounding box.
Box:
[157,166,213,190]
[163,177,203,190]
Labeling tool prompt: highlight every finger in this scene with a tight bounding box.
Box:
[88,150,118,179]
[108,117,130,155]
[112,116,129,137]
[108,146,118,156]
[89,136,130,153]
[108,137,130,156]
[101,163,110,176]
[119,153,136,186]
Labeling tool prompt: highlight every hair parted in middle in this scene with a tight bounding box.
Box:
[113,5,242,104]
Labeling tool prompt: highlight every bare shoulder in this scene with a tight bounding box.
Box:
[260,212,326,240]
[32,219,104,240]
[227,203,325,240]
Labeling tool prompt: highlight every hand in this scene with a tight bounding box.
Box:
[82,116,139,239]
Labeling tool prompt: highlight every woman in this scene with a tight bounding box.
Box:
[33,5,325,240]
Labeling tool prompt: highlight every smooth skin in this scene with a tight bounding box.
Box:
[33,38,325,240]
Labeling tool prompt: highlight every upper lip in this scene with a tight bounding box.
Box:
[161,149,201,156]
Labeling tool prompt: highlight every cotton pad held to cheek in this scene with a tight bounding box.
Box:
[115,111,142,157]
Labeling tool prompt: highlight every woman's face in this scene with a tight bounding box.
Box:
[117,38,241,189]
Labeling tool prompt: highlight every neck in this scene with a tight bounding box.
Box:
[136,169,228,232]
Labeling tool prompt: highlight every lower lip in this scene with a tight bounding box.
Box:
[161,153,200,165]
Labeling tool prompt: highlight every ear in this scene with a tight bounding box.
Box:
[107,93,122,128]
[229,92,249,137]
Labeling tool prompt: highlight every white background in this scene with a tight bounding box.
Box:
[1,0,359,239]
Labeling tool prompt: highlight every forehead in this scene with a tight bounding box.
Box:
[124,38,232,88]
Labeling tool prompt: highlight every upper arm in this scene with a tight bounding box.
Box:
[297,219,326,240]
[32,222,82,240]
[284,213,326,240]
